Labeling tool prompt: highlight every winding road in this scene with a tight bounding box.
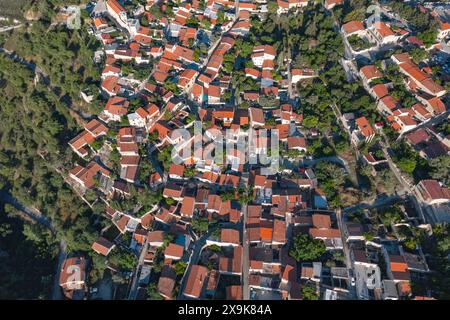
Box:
[0,190,53,231]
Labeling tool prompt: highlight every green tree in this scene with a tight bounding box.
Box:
[289,234,326,261]
[147,283,163,300]
[174,261,188,276]
[409,47,428,64]
[108,249,137,272]
[302,285,319,300]
[192,217,209,235]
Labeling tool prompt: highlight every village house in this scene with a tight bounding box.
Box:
[91,237,115,256]
[158,265,177,300]
[183,265,209,299]
[342,20,366,37]
[164,243,184,261]
[59,257,86,300]
[276,0,309,15]
[251,45,276,68]
[351,116,376,146]
[102,96,129,122]
[69,161,111,190]
[367,22,406,46]
[359,65,383,87]
[415,180,450,205]
[324,0,343,10]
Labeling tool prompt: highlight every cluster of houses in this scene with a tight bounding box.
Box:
[63,0,315,300]
[59,0,449,300]
[339,2,448,142]
[333,1,450,264]
[340,193,445,300]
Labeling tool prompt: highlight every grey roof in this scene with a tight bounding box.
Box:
[346,222,364,237]
[382,280,399,299]
[331,267,349,279]
[403,252,429,272]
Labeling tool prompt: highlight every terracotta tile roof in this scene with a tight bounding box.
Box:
[153,70,169,83]
[273,219,286,244]
[440,22,450,31]
[158,265,176,299]
[147,231,165,245]
[180,196,195,218]
[140,212,154,230]
[94,17,108,29]
[163,183,184,199]
[360,65,383,80]
[411,103,431,119]
[221,229,240,244]
[169,163,185,177]
[219,246,242,274]
[373,21,395,38]
[59,257,86,289]
[104,96,129,116]
[91,237,115,256]
[191,83,204,98]
[243,92,260,101]
[425,97,446,114]
[253,45,276,56]
[164,243,184,259]
[183,265,208,298]
[107,0,126,15]
[260,227,273,242]
[207,85,221,98]
[247,205,262,219]
[309,228,341,239]
[281,264,296,282]
[262,60,274,69]
[419,76,445,95]
[372,84,388,99]
[276,124,290,139]
[312,214,331,229]
[287,136,306,149]
[69,130,95,151]
[417,180,450,201]
[245,68,260,78]
[399,61,428,82]
[254,175,267,188]
[405,128,430,145]
[355,116,375,137]
[380,95,399,111]
[102,64,120,75]
[218,174,240,188]
[249,107,265,124]
[69,161,111,189]
[396,115,417,127]
[342,20,365,34]
[85,119,108,137]
[101,75,120,94]
[226,285,242,300]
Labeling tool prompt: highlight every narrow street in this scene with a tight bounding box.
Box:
[379,131,412,194]
[0,190,54,231]
[335,208,355,299]
[343,194,405,213]
[176,224,227,299]
[127,238,149,300]
[241,204,249,300]
[52,240,68,300]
